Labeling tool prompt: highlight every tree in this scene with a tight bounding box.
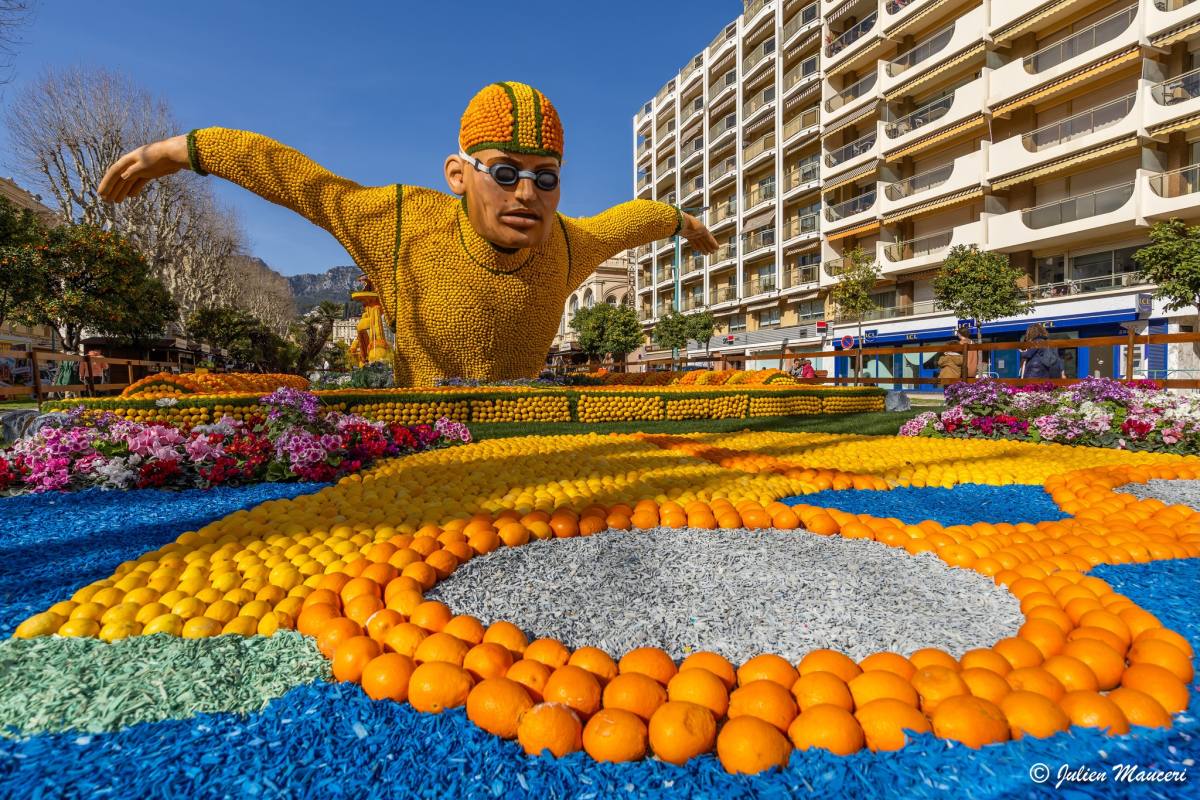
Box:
[1133,220,1200,357]
[684,310,716,358]
[933,244,1034,374]
[187,306,296,372]
[0,194,47,329]
[290,301,343,374]
[13,224,177,354]
[652,310,693,370]
[0,1,32,85]
[828,245,881,377]
[569,303,644,368]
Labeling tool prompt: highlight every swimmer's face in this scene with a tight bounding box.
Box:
[445,149,561,250]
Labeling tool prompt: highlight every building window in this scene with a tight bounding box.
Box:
[795,298,823,320]
[757,307,781,328]
[729,313,747,332]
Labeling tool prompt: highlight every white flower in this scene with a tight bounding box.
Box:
[155,397,179,407]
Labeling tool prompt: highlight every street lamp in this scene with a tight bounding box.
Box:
[672,204,709,366]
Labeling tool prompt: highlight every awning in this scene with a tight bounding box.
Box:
[990,136,1138,190]
[826,220,881,241]
[883,114,985,161]
[881,187,983,224]
[746,298,781,312]
[743,207,775,229]
[823,163,877,194]
[825,0,856,25]
[1152,18,1200,48]
[885,44,986,103]
[784,240,821,255]
[1149,112,1200,138]
[900,267,941,282]
[884,0,953,38]
[992,0,1075,45]
[796,29,820,52]
[991,48,1140,117]
[823,104,878,140]
[785,81,821,107]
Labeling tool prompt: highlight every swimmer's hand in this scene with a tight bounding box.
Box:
[99,134,190,203]
[680,212,719,254]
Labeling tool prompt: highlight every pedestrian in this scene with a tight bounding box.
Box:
[800,358,816,379]
[1019,323,1065,380]
[937,327,977,384]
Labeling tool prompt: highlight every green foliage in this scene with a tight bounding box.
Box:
[0,196,47,329]
[652,309,692,353]
[291,300,343,374]
[12,224,176,353]
[932,245,1033,333]
[828,246,880,322]
[187,306,295,372]
[684,310,716,353]
[1133,219,1200,313]
[570,302,645,363]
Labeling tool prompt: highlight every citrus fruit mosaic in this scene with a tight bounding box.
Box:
[11,430,1197,777]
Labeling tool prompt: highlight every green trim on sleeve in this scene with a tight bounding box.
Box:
[670,204,683,237]
[392,184,403,324]
[186,130,208,176]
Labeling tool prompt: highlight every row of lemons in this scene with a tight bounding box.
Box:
[467,397,572,424]
[344,401,472,426]
[748,396,822,417]
[12,432,1198,772]
[663,396,748,421]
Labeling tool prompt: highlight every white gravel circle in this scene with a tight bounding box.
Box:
[427,528,1023,664]
[1120,479,1200,510]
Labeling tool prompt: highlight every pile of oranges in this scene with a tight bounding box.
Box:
[11,431,1198,773]
[122,372,308,398]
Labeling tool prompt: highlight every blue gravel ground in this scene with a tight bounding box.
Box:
[0,487,1195,799]
[782,484,1069,527]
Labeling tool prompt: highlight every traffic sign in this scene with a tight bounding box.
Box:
[840,334,855,350]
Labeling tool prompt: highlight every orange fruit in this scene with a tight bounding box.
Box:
[911,666,969,715]
[408,661,473,714]
[958,648,1012,676]
[1134,627,1193,658]
[991,638,1043,671]
[667,668,730,718]
[1068,626,1127,654]
[959,668,1011,705]
[361,653,416,702]
[1017,619,1067,659]
[1040,654,1099,692]
[728,679,798,733]
[859,652,915,681]
[717,715,793,774]
[365,608,405,643]
[679,651,737,689]
[792,671,854,712]
[517,703,583,757]
[848,670,918,709]
[999,691,1070,740]
[1127,638,1194,683]
[602,672,668,721]
[1077,609,1132,648]
[797,649,862,682]
[1106,687,1172,729]
[466,677,534,739]
[384,588,424,617]
[382,622,428,658]
[463,642,514,682]
[544,665,603,720]
[441,615,485,646]
[582,708,648,763]
[739,653,799,689]
[296,603,340,637]
[524,638,571,670]
[1120,663,1189,713]
[340,577,382,604]
[787,703,864,756]
[505,658,553,703]
[1061,639,1124,690]
[1058,691,1130,735]
[316,617,364,659]
[930,695,1009,748]
[1005,667,1066,703]
[413,632,470,666]
[647,701,717,765]
[332,635,382,683]
[301,589,341,611]
[343,593,384,626]
[854,698,932,752]
[408,600,452,632]
[908,648,959,672]
[497,522,531,547]
[483,620,528,658]
[619,647,677,685]
[568,647,618,686]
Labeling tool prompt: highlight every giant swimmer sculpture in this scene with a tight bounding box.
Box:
[99,82,718,386]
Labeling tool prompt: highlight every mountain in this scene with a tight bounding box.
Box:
[287,265,363,314]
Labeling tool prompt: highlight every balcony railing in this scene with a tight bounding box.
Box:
[1022,272,1145,300]
[885,92,953,138]
[710,284,738,304]
[1023,5,1137,75]
[848,299,940,323]
[744,228,777,252]
[745,180,777,209]
[743,131,777,161]
[783,106,820,139]
[683,176,704,198]
[709,23,737,53]
[744,41,776,75]
[638,270,653,286]
[784,157,820,190]
[1022,93,1135,151]
[826,71,877,112]
[824,256,850,277]
[783,1,819,40]
[1154,0,1197,8]
[827,11,878,57]
[784,57,820,92]
[1150,163,1200,198]
[826,190,876,221]
[657,267,677,284]
[744,0,769,19]
[711,155,738,181]
[783,264,819,287]
[886,0,922,12]
[638,306,654,321]
[637,174,652,190]
[656,302,675,317]
[708,70,738,103]
[683,253,705,274]
[682,294,706,311]
[744,274,778,296]
[709,114,738,141]
[784,211,820,238]
[885,162,952,200]
[1152,67,1200,106]
[888,22,953,77]
[884,228,953,261]
[746,89,776,120]
[683,97,705,125]
[681,137,704,159]
[712,242,738,263]
[825,130,876,167]
[655,80,676,104]
[637,140,652,157]
[712,196,738,223]
[1022,181,1134,229]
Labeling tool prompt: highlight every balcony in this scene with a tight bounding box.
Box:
[745,87,777,123]
[709,22,737,58]
[1144,164,1200,221]
[711,196,738,228]
[881,221,983,273]
[1028,93,1136,151]
[682,252,706,275]
[782,263,819,289]
[824,128,878,173]
[681,136,705,166]
[656,301,676,317]
[823,255,850,277]
[744,41,777,81]
[710,284,738,305]
[744,0,772,26]
[825,189,877,224]
[744,227,777,255]
[1148,67,1200,132]
[825,69,879,119]
[635,244,653,262]
[682,294,707,312]
[989,175,1143,251]
[743,131,777,168]
[682,175,705,203]
[656,266,678,288]
[884,0,942,34]
[637,268,653,287]
[882,6,986,95]
[1149,0,1200,41]
[826,10,879,67]
[783,210,820,241]
[784,57,821,98]
[783,106,820,143]
[638,305,654,322]
[881,149,986,216]
[847,299,941,324]
[783,2,820,44]
[655,80,676,106]
[989,4,1141,109]
[681,54,704,88]
[636,173,652,193]
[784,157,821,195]
[682,97,705,128]
[711,155,738,187]
[744,180,777,213]
[883,78,986,153]
[711,241,738,266]
[709,114,738,147]
[744,273,778,297]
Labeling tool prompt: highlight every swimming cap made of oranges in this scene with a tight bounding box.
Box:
[459,82,563,162]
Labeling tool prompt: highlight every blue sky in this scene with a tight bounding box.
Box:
[0,0,741,276]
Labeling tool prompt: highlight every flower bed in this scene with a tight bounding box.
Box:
[44,385,886,427]
[1,388,468,495]
[900,378,1200,454]
[121,372,309,398]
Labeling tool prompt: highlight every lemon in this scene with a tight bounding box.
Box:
[14,611,64,639]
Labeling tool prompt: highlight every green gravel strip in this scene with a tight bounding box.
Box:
[0,631,330,737]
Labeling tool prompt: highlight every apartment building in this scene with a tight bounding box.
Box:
[633,0,1200,380]
[548,254,635,370]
